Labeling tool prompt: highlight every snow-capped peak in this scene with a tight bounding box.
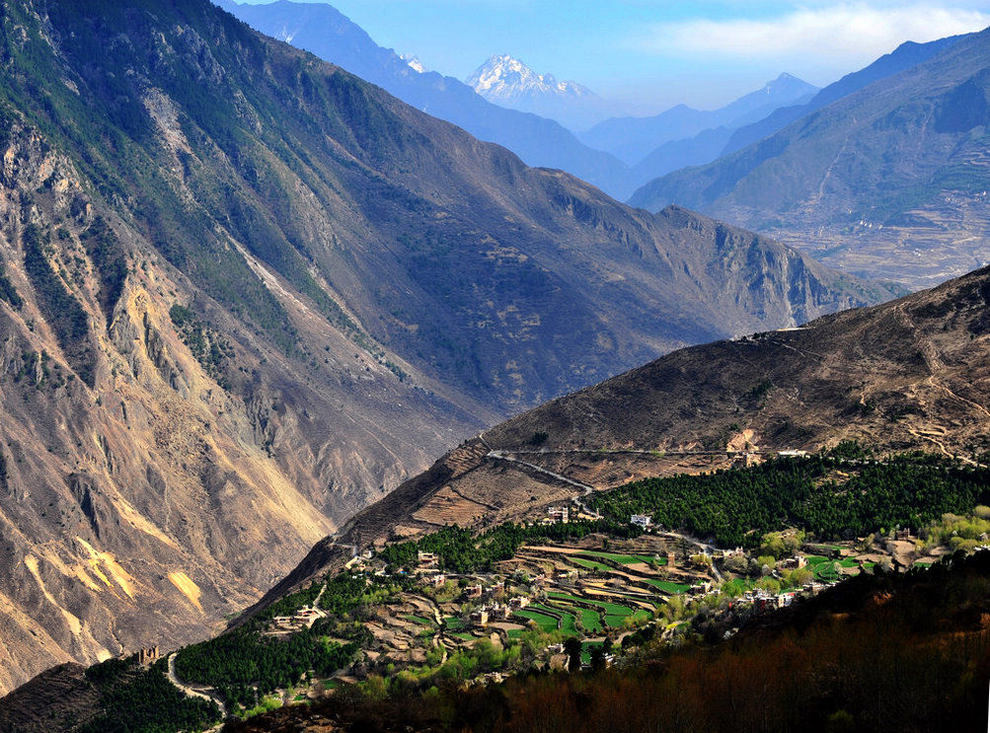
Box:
[465,54,595,103]
[399,53,426,74]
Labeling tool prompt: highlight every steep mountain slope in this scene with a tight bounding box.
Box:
[0,0,888,694]
[465,54,604,130]
[631,29,990,288]
[216,0,630,196]
[723,35,967,155]
[258,262,990,607]
[581,74,817,166]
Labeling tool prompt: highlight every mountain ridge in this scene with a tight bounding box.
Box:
[630,28,990,288]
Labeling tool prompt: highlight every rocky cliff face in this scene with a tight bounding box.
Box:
[0,0,890,692]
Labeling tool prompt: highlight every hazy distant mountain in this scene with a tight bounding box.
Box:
[723,35,969,155]
[217,0,629,196]
[630,29,990,289]
[466,54,606,129]
[581,73,818,166]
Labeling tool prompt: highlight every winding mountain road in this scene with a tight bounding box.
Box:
[167,652,227,720]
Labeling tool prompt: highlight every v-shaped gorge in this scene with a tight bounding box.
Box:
[0,0,892,693]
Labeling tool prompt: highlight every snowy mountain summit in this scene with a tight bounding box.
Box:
[467,54,597,104]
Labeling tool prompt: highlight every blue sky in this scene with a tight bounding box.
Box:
[237,1,990,112]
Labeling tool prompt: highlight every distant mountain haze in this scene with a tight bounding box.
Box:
[631,28,990,289]
[581,73,819,166]
[721,35,969,155]
[217,2,826,200]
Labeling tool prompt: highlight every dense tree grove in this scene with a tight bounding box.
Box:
[174,626,356,709]
[589,451,990,547]
[173,572,405,709]
[77,656,218,733]
[0,261,22,309]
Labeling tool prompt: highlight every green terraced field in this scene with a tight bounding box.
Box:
[570,557,613,572]
[443,616,465,631]
[514,609,559,633]
[578,551,666,566]
[642,579,692,594]
[546,600,604,635]
[403,614,434,626]
[547,593,639,625]
[579,607,604,634]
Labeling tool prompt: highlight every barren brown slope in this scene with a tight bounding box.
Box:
[252,265,990,609]
[0,0,886,693]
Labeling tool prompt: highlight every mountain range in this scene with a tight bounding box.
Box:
[0,0,892,695]
[216,1,831,200]
[216,0,631,196]
[582,73,818,166]
[631,29,990,289]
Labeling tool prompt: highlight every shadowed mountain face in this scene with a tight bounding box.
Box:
[255,263,990,610]
[0,0,887,693]
[631,30,990,289]
[216,0,631,196]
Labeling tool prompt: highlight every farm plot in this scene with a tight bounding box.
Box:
[514,608,559,633]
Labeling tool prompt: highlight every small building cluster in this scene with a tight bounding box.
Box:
[630,514,652,529]
[136,646,160,666]
[266,607,326,636]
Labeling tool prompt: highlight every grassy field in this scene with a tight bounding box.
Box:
[403,614,434,626]
[578,550,666,566]
[642,579,692,594]
[443,616,465,631]
[514,609,559,633]
[570,557,613,572]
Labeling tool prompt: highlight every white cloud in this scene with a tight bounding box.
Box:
[635,4,990,67]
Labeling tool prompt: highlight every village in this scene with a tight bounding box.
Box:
[260,501,952,696]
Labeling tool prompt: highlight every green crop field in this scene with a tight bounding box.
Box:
[403,614,434,626]
[514,609,559,633]
[548,592,637,620]
[578,550,664,566]
[570,557,613,572]
[443,616,465,631]
[642,579,692,594]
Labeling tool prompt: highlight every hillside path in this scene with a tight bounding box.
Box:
[167,652,227,720]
